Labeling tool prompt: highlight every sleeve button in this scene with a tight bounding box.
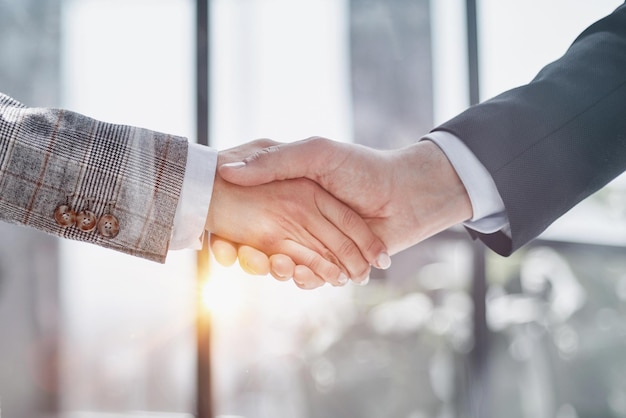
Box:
[76,210,98,232]
[54,205,76,227]
[97,214,120,238]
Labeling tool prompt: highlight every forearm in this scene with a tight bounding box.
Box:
[435,3,626,254]
[423,131,509,235]
[0,93,188,263]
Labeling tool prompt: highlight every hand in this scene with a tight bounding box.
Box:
[217,136,472,257]
[205,143,389,288]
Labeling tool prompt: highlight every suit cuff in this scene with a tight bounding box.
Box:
[422,130,510,235]
[170,142,217,250]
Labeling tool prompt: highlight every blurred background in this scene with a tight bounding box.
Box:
[0,0,625,417]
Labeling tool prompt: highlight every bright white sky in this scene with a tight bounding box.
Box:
[478,0,622,99]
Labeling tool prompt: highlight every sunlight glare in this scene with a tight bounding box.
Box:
[201,265,246,319]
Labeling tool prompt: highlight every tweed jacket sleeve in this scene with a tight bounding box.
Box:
[435,3,626,256]
[0,93,188,263]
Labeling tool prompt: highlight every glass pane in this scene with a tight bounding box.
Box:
[209,234,475,418]
[210,1,474,417]
[211,1,626,418]
[478,2,626,417]
[487,243,626,417]
[0,1,198,416]
[0,1,62,417]
[59,0,196,416]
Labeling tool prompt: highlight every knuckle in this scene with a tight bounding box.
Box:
[252,138,277,148]
[306,255,339,282]
[365,236,386,258]
[339,206,360,230]
[246,144,281,163]
[306,135,329,144]
[357,264,371,280]
[349,256,371,280]
[336,238,361,262]
[304,136,330,153]
[322,249,340,266]
[304,253,323,271]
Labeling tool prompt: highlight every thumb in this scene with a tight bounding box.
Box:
[219,138,324,186]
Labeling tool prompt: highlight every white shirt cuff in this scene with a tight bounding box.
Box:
[169,142,218,250]
[422,130,510,235]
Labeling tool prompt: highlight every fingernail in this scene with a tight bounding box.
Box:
[376,252,391,270]
[221,161,246,169]
[337,273,349,286]
[357,276,370,286]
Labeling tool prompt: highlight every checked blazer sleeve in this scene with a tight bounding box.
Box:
[435,3,626,256]
[0,93,188,263]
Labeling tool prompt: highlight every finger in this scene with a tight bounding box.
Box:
[307,191,376,282]
[277,240,348,287]
[292,265,325,290]
[269,254,295,281]
[311,191,389,279]
[237,245,271,276]
[218,137,329,186]
[209,235,238,266]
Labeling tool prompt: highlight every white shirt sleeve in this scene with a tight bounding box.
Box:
[169,142,218,250]
[421,131,511,236]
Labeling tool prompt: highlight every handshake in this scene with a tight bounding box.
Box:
[206,136,473,289]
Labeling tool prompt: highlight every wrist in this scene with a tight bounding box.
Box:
[170,143,217,250]
[398,140,472,238]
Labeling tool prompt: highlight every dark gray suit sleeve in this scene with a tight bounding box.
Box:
[435,3,626,256]
[0,93,188,263]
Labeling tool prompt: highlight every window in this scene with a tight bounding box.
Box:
[0,1,624,417]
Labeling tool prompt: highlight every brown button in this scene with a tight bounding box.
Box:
[97,213,119,238]
[76,210,97,232]
[54,204,76,227]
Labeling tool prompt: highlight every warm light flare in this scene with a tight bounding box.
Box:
[200,267,246,318]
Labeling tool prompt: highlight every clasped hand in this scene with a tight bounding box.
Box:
[208,137,472,289]
[206,139,389,289]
